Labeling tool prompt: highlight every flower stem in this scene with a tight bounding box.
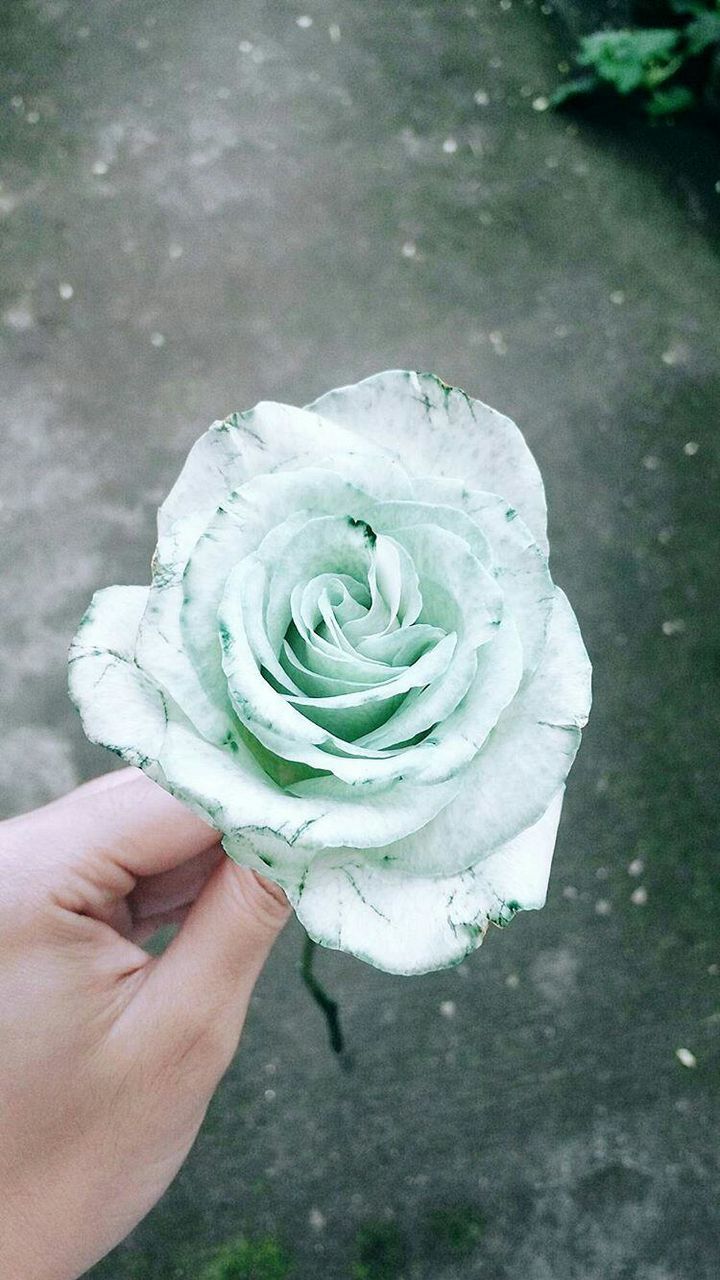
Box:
[300,932,345,1058]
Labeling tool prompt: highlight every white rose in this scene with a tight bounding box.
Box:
[69,370,591,974]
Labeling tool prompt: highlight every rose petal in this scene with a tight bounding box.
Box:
[374,588,591,875]
[413,479,554,677]
[67,587,417,875]
[307,369,548,552]
[135,576,236,746]
[68,586,170,776]
[290,790,565,974]
[157,402,407,550]
[218,544,462,773]
[179,471,381,710]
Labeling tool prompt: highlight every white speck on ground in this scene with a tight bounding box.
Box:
[662,344,687,366]
[3,300,35,330]
[0,192,19,216]
[675,1047,697,1069]
[530,948,579,1003]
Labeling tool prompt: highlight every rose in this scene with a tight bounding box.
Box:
[69,369,591,975]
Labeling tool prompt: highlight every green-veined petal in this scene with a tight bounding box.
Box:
[290,789,565,974]
[307,369,548,552]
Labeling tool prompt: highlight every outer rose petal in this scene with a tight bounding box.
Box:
[135,577,235,747]
[67,587,316,876]
[307,370,549,553]
[157,401,405,551]
[68,586,169,778]
[290,790,565,974]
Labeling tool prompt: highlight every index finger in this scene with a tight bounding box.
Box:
[28,768,218,882]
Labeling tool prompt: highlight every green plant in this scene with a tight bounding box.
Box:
[552,0,720,117]
[199,1235,292,1280]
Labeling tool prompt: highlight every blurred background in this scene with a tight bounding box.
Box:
[1,1,719,1277]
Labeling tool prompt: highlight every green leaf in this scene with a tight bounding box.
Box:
[550,73,601,106]
[578,28,681,94]
[646,84,697,114]
[686,10,720,54]
[669,0,711,17]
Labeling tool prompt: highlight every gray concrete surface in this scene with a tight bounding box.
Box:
[1,1,719,1277]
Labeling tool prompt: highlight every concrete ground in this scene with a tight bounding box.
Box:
[1,1,719,1277]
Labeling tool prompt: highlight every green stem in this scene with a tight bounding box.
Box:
[300,933,345,1057]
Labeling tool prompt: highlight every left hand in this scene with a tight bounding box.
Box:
[0,768,290,1280]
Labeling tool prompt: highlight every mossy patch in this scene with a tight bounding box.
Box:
[199,1235,293,1280]
[351,1221,408,1280]
[424,1205,485,1258]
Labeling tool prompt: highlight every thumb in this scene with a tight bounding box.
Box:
[133,857,291,1072]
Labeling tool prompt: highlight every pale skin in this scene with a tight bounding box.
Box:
[0,768,291,1280]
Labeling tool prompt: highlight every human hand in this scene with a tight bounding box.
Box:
[0,768,290,1280]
